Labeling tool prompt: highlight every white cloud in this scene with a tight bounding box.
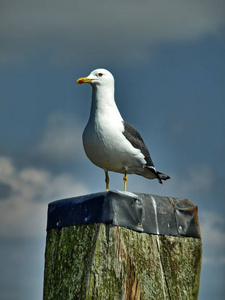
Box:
[0,156,89,238]
[1,0,225,65]
[201,211,225,248]
[143,163,216,199]
[178,163,215,196]
[200,211,225,265]
[34,111,84,163]
[202,256,225,265]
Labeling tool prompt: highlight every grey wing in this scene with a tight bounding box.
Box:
[122,121,154,167]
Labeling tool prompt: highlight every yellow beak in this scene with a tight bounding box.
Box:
[77,77,93,84]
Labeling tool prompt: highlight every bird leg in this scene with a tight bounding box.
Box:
[123,171,128,191]
[105,171,109,191]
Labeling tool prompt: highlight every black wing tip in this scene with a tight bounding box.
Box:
[157,171,170,182]
[146,167,170,183]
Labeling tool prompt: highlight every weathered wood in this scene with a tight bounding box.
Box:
[43,223,202,300]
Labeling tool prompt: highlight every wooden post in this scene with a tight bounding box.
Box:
[43,191,202,300]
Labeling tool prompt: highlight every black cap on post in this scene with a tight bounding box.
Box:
[47,191,200,238]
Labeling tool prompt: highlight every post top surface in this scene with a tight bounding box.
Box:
[47,190,201,238]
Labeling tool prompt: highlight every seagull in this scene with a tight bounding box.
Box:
[77,68,170,191]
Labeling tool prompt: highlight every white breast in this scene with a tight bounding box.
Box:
[83,112,146,173]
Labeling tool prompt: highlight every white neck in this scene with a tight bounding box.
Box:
[89,83,123,123]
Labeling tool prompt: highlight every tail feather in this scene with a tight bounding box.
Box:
[145,166,170,184]
[157,171,170,184]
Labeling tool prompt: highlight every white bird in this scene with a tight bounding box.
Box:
[77,68,170,191]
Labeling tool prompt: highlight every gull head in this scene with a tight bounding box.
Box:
[77,68,114,88]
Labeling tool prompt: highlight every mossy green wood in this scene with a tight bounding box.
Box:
[43,224,202,300]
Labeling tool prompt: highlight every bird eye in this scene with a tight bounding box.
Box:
[98,73,103,77]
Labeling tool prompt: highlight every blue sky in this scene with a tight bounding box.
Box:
[0,1,225,299]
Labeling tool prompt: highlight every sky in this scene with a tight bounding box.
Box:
[0,0,225,299]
